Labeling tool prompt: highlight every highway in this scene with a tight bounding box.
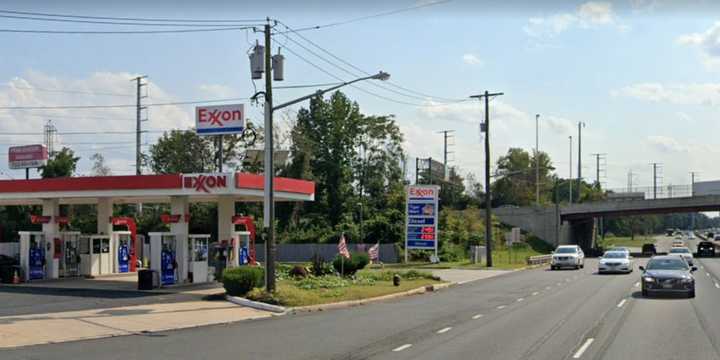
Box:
[4,236,720,360]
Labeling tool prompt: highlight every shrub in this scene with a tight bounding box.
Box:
[294,275,349,290]
[310,254,335,276]
[222,266,265,296]
[357,269,439,282]
[289,265,308,279]
[332,252,370,276]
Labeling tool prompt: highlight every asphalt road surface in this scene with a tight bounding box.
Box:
[5,239,720,360]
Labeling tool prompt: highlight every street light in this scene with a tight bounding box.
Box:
[535,114,540,205]
[258,65,390,292]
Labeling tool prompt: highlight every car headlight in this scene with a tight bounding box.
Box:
[681,278,693,283]
[643,277,655,282]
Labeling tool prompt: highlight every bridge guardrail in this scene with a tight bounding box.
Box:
[526,254,552,266]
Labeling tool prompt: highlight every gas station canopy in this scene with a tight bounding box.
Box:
[0,172,314,205]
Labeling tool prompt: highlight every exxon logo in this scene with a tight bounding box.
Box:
[183,174,228,193]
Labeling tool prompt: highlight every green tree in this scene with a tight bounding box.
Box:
[90,153,112,176]
[149,130,216,174]
[39,147,79,178]
[491,148,555,206]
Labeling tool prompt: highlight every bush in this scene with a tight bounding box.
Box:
[222,266,265,296]
[289,265,308,279]
[310,254,335,276]
[295,275,349,290]
[357,269,439,282]
[332,252,369,276]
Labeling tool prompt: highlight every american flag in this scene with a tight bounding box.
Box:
[338,233,351,259]
[368,243,379,261]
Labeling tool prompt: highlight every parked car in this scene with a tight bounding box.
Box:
[697,241,715,257]
[668,246,694,266]
[641,243,657,257]
[598,251,634,274]
[551,245,585,270]
[640,256,696,298]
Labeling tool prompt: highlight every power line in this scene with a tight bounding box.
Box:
[0,96,252,110]
[1,84,133,97]
[0,26,253,34]
[0,9,265,23]
[276,0,453,33]
[0,13,263,27]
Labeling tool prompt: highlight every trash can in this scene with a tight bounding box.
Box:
[138,269,156,290]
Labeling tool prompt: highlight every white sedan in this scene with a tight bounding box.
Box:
[598,251,634,274]
[551,245,585,270]
[669,247,694,266]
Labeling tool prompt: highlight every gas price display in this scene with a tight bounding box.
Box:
[405,185,440,250]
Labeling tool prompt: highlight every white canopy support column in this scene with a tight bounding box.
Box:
[171,196,189,283]
[218,196,238,267]
[42,198,59,279]
[96,198,113,236]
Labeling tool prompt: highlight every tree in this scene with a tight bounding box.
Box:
[149,130,216,174]
[39,147,79,178]
[491,148,555,206]
[90,153,112,176]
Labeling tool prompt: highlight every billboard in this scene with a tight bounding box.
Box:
[195,104,246,136]
[8,144,48,169]
[405,185,440,251]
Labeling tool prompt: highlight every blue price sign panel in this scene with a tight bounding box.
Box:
[405,185,440,251]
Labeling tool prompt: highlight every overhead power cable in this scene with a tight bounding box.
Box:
[0,13,263,27]
[2,84,133,97]
[0,26,254,34]
[0,96,251,110]
[0,9,265,23]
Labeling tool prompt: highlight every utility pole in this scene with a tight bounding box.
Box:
[590,153,606,187]
[438,130,455,181]
[569,136,573,204]
[133,76,148,175]
[650,162,662,199]
[627,169,635,192]
[577,122,585,202]
[535,114,540,205]
[690,171,699,196]
[262,21,276,292]
[470,90,504,268]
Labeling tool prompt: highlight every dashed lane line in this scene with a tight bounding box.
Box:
[532,291,540,296]
[472,314,483,320]
[436,327,452,334]
[392,344,412,352]
[517,298,525,302]
[546,286,552,290]
[617,299,627,308]
[634,282,640,288]
[497,305,507,310]
[573,338,595,359]
[715,282,719,289]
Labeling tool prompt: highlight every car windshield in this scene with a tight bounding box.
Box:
[646,258,690,270]
[670,248,690,254]
[603,252,627,259]
[555,248,577,254]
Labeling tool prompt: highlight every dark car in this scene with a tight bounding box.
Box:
[641,243,657,257]
[697,241,715,257]
[640,256,697,298]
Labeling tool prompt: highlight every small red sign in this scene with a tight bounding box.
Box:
[161,214,182,224]
[30,215,52,224]
[54,216,69,225]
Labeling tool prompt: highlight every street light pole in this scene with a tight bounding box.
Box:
[569,135,573,204]
[535,114,540,205]
[470,90,504,268]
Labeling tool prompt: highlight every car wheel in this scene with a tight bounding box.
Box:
[551,265,556,270]
[642,288,648,297]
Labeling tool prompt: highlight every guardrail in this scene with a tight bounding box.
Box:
[526,254,552,266]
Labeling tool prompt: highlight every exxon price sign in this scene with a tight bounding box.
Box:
[405,185,440,251]
[8,144,48,169]
[195,104,245,136]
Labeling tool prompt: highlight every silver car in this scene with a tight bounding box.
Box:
[668,247,694,266]
[551,245,585,270]
[598,251,634,274]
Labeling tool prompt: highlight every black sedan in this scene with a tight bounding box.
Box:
[640,256,697,298]
[697,241,716,257]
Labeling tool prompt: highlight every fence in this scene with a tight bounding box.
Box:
[606,184,693,200]
[255,243,400,263]
[526,254,552,266]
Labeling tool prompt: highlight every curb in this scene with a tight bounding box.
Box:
[226,295,287,313]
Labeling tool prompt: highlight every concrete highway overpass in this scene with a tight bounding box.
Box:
[493,195,720,250]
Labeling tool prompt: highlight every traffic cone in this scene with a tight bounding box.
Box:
[12,269,20,284]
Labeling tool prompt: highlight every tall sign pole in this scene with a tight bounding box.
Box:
[471,90,503,268]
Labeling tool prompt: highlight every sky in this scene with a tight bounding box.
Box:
[1,0,720,195]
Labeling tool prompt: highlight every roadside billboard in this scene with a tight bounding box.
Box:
[8,144,48,169]
[195,103,246,136]
[405,185,440,256]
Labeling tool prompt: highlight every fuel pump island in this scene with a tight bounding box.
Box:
[0,172,314,286]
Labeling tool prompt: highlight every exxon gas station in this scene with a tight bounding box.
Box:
[0,171,314,287]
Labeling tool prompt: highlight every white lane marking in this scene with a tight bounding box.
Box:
[573,338,595,358]
[472,314,484,319]
[497,305,507,310]
[707,272,711,277]
[393,344,412,352]
[532,291,540,296]
[634,282,640,288]
[557,282,563,286]
[715,282,719,289]
[617,299,627,308]
[517,298,525,302]
[436,327,452,334]
[546,286,552,290]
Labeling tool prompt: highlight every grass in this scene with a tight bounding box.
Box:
[368,246,546,271]
[598,235,656,248]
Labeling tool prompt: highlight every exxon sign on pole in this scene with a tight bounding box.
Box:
[405,185,440,263]
[195,104,246,136]
[8,144,48,169]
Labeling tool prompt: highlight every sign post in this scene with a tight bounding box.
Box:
[405,185,440,263]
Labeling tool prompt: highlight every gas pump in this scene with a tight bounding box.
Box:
[59,232,81,278]
[113,231,132,273]
[232,216,257,265]
[111,217,138,272]
[188,234,209,283]
[19,231,46,281]
[149,232,178,286]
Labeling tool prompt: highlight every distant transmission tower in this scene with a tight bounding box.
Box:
[44,120,57,157]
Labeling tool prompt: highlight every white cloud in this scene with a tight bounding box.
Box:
[462,54,483,66]
[0,70,194,175]
[524,1,627,39]
[611,82,720,106]
[646,135,688,153]
[677,22,720,70]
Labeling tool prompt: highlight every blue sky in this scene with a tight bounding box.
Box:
[1,0,720,195]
